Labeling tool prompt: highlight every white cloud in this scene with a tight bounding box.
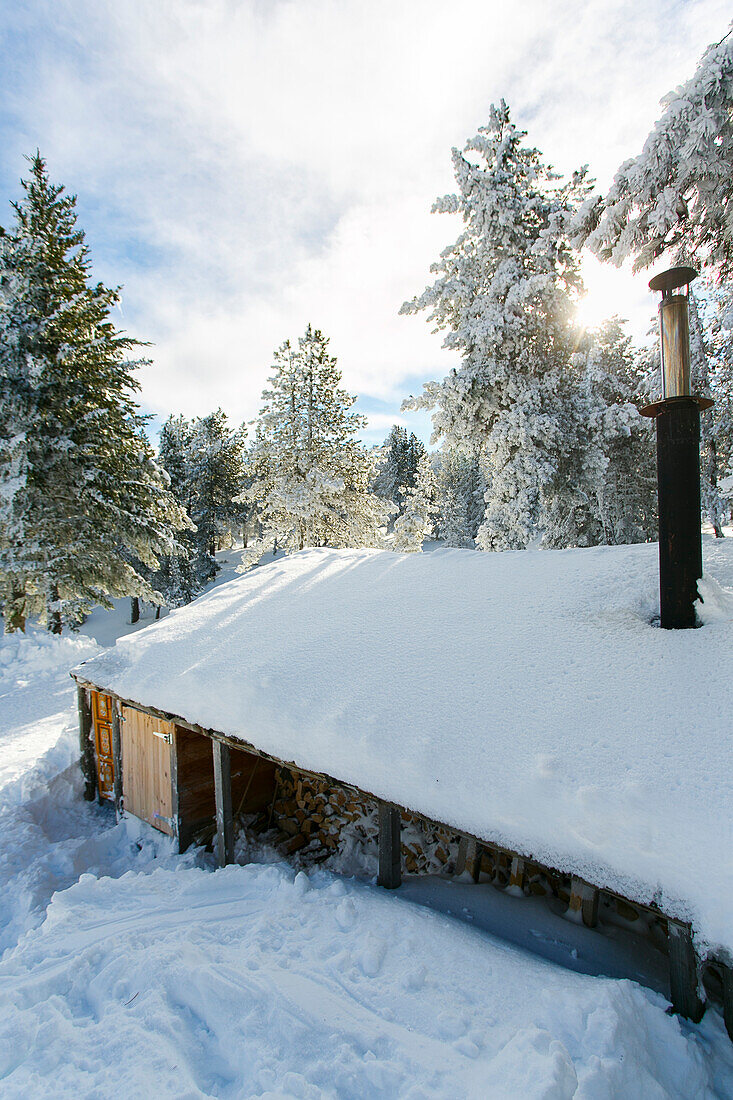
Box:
[1,0,730,434]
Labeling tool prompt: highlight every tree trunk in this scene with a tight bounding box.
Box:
[47,583,62,635]
[130,596,140,624]
[4,585,26,633]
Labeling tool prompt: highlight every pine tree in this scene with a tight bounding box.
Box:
[372,425,427,514]
[433,449,485,547]
[570,319,658,546]
[188,410,248,580]
[710,288,733,516]
[248,325,392,550]
[392,453,437,552]
[574,24,733,275]
[156,415,199,604]
[401,103,591,549]
[689,290,726,536]
[0,154,190,631]
[157,410,247,599]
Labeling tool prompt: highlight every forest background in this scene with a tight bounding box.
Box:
[1,12,733,630]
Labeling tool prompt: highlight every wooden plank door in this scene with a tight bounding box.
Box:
[91,691,115,801]
[120,706,176,837]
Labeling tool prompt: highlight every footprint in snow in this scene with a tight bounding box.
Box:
[357,934,386,978]
[335,899,356,931]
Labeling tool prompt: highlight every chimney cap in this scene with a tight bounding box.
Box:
[649,266,698,294]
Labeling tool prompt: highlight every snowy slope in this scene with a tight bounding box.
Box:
[73,538,733,956]
[2,861,733,1099]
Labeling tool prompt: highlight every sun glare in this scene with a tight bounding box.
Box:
[575,254,649,337]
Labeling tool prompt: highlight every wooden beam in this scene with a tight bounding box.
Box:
[378,802,401,889]
[668,921,705,1022]
[77,685,96,801]
[721,962,733,1043]
[111,705,123,819]
[212,739,234,867]
[568,877,599,927]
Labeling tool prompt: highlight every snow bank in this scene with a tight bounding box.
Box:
[0,626,199,957]
[1,861,731,1098]
[0,628,98,689]
[73,538,733,954]
[0,630,100,802]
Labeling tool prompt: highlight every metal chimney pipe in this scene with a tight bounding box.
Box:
[641,267,712,630]
[659,292,691,398]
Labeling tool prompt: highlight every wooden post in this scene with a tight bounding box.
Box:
[469,841,483,883]
[169,729,182,854]
[568,878,599,927]
[455,836,469,875]
[507,856,526,894]
[111,705,123,819]
[721,962,733,1042]
[378,802,401,889]
[77,685,96,801]
[668,920,705,1022]
[212,739,234,867]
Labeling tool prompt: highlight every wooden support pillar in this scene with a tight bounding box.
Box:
[507,856,526,895]
[470,842,484,883]
[77,685,96,802]
[212,739,234,867]
[720,962,733,1042]
[455,836,482,881]
[111,705,123,818]
[378,802,401,889]
[668,921,705,1022]
[568,878,599,927]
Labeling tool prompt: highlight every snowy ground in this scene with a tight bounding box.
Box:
[1,549,733,1097]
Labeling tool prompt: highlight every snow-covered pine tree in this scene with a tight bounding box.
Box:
[433,448,485,547]
[157,410,248,598]
[248,325,392,550]
[573,24,733,275]
[392,453,437,552]
[156,415,199,606]
[569,319,657,546]
[710,286,733,516]
[0,154,191,631]
[400,102,591,549]
[689,290,726,536]
[188,410,248,582]
[372,425,427,515]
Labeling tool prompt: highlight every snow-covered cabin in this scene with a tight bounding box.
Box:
[71,542,733,1030]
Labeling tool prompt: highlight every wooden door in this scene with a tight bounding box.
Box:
[120,706,176,836]
[91,691,115,801]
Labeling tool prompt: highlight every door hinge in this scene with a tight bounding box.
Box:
[152,812,175,828]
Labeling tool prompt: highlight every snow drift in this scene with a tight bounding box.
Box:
[4,861,733,1099]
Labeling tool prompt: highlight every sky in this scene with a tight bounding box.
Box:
[0,0,730,447]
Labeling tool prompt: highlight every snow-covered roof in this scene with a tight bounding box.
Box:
[73,541,733,955]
